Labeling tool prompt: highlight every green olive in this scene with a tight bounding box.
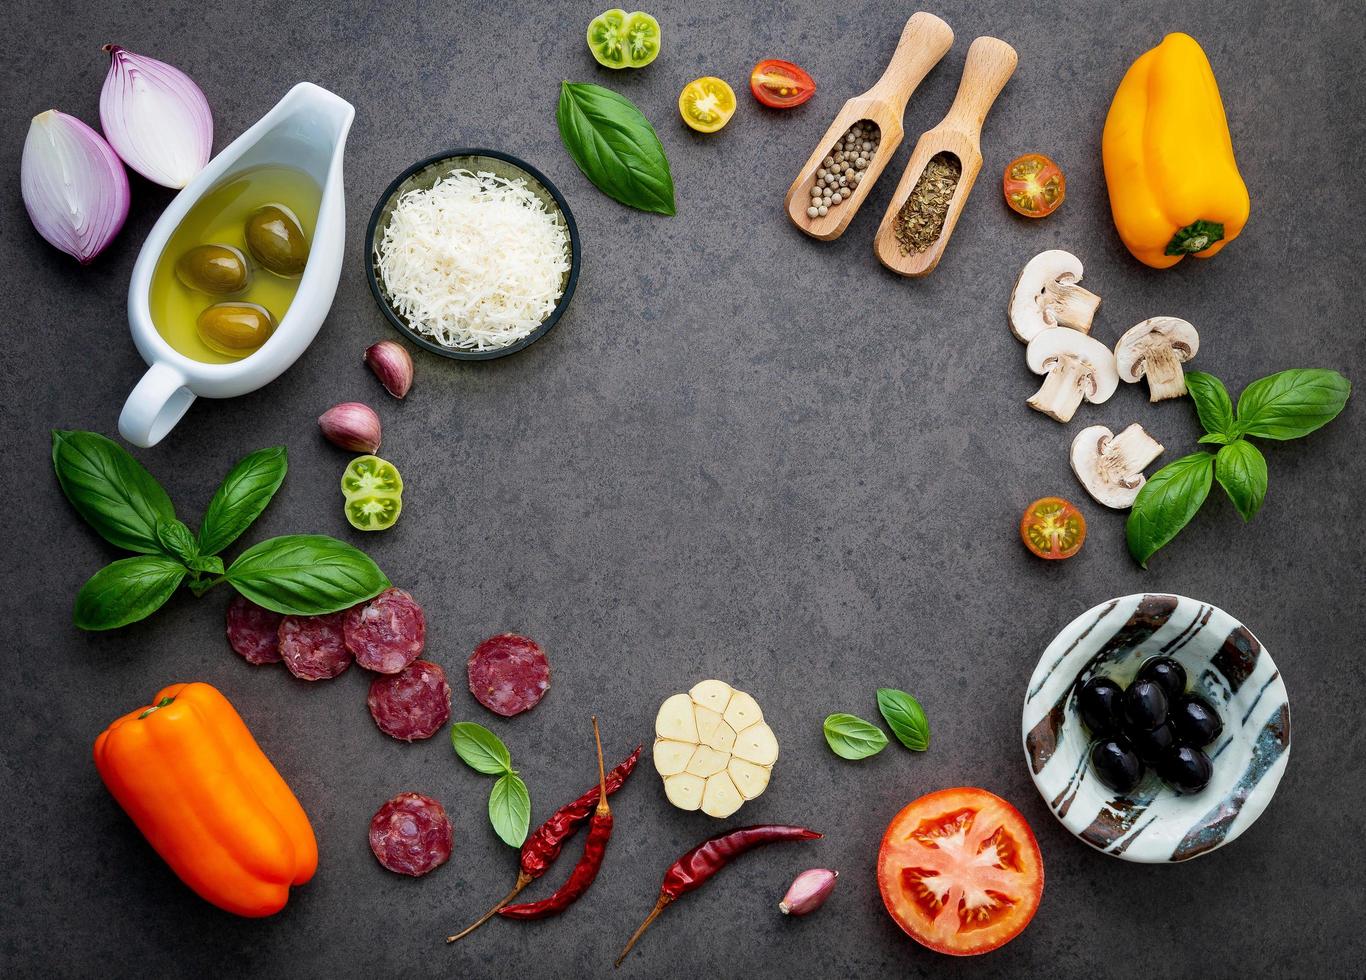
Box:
[196,302,277,358]
[245,204,309,277]
[175,244,250,295]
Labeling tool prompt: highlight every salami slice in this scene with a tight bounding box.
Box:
[467,633,550,717]
[367,660,452,742]
[278,612,351,681]
[368,792,452,876]
[344,588,426,674]
[225,594,283,665]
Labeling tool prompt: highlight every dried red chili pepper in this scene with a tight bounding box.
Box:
[447,742,641,943]
[615,824,822,966]
[498,717,613,919]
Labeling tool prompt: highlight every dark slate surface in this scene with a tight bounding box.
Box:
[3,1,1363,976]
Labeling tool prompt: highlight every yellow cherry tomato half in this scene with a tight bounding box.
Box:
[1003,153,1066,218]
[679,77,736,133]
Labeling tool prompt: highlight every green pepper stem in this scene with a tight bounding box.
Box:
[1165,219,1225,256]
[138,696,175,719]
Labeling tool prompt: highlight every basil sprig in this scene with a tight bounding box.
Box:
[451,722,531,847]
[53,431,389,630]
[1127,369,1350,566]
[557,82,675,215]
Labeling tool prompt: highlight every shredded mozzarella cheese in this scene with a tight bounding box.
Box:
[375,169,570,351]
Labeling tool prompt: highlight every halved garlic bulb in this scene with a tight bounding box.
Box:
[653,679,778,818]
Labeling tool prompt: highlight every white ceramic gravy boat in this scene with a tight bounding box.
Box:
[119,82,354,447]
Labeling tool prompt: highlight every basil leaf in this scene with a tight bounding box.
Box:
[557,81,675,215]
[186,555,225,575]
[876,688,930,752]
[156,519,198,563]
[452,722,514,775]
[1215,440,1268,522]
[1185,371,1235,441]
[74,555,186,630]
[198,446,287,555]
[224,534,389,614]
[489,772,531,848]
[52,430,175,555]
[822,713,888,760]
[1126,452,1215,567]
[1235,368,1351,440]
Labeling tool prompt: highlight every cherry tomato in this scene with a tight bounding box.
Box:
[749,59,816,109]
[1003,153,1065,218]
[878,787,1044,956]
[341,455,404,531]
[1020,496,1086,560]
[586,9,661,69]
[679,77,736,133]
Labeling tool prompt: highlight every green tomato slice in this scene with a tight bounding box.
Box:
[345,493,402,531]
[587,9,660,69]
[341,454,404,499]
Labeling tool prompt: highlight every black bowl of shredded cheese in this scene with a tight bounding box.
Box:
[365,149,581,360]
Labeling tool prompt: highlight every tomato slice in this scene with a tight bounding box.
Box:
[1003,153,1065,218]
[878,788,1044,956]
[345,493,403,531]
[749,59,816,109]
[678,77,736,133]
[341,455,404,532]
[586,9,661,69]
[1019,497,1085,560]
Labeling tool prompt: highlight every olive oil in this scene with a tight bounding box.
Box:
[149,166,320,363]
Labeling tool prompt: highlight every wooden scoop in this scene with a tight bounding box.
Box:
[873,36,1018,276]
[784,12,954,241]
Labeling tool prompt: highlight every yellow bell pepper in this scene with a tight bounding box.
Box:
[1102,33,1250,269]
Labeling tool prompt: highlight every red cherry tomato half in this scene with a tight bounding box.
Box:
[1003,153,1066,218]
[878,787,1044,956]
[749,59,816,109]
[1020,497,1086,560]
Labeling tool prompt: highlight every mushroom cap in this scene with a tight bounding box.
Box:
[1114,316,1200,381]
[1070,425,1137,508]
[1009,249,1086,343]
[1025,327,1120,402]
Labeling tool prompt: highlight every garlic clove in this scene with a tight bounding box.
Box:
[779,868,838,916]
[319,402,382,453]
[365,340,414,399]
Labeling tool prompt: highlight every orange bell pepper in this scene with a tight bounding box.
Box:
[93,682,317,917]
[1102,33,1250,268]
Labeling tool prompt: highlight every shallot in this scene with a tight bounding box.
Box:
[20,110,129,264]
[100,44,212,188]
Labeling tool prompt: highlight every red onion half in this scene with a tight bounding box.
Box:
[99,44,212,188]
[20,110,130,264]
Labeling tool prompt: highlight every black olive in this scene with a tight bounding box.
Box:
[1137,656,1187,701]
[1127,721,1177,764]
[1170,694,1223,747]
[1159,745,1213,794]
[1076,676,1124,736]
[1122,679,1169,732]
[1090,737,1144,794]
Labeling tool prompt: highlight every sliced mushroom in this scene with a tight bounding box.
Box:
[1070,424,1165,508]
[1025,328,1119,423]
[1009,249,1103,343]
[1114,316,1199,401]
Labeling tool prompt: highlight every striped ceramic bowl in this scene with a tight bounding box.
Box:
[1022,594,1290,863]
